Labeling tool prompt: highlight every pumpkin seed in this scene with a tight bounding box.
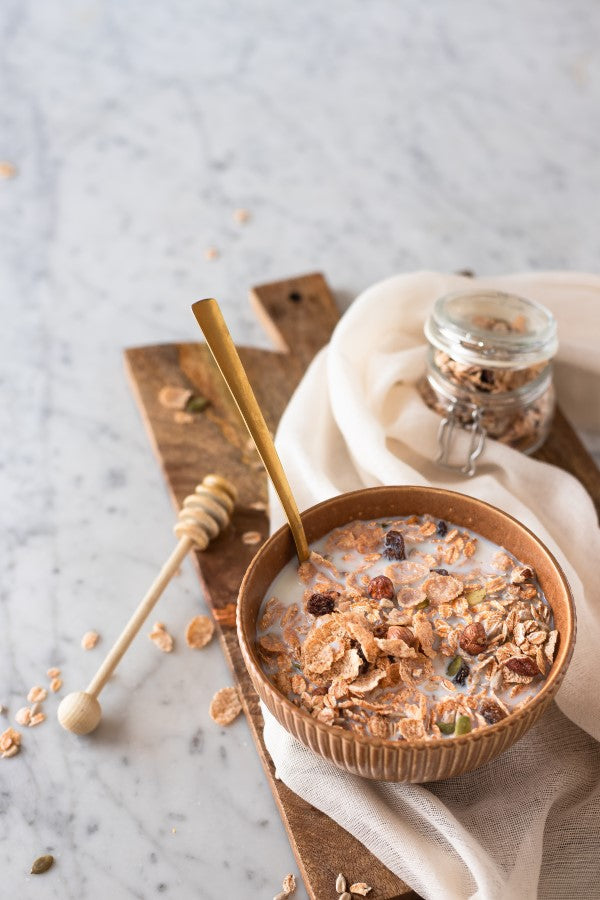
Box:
[455,715,472,735]
[336,873,347,893]
[446,655,463,677]
[437,720,455,735]
[31,854,54,875]
[415,599,429,610]
[185,394,210,414]
[465,587,486,606]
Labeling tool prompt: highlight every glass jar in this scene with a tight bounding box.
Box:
[418,290,558,475]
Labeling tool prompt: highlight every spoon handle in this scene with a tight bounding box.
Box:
[192,298,309,562]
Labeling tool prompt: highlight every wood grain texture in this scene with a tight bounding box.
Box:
[124,272,599,900]
[125,273,416,900]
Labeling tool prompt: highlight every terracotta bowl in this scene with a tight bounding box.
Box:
[237,486,575,782]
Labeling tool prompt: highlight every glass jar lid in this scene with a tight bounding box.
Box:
[424,290,558,369]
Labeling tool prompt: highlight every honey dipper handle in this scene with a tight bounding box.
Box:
[86,536,191,698]
[192,298,309,562]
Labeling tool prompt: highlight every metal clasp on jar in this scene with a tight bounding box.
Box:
[436,401,486,477]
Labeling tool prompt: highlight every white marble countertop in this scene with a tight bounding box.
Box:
[1,2,599,898]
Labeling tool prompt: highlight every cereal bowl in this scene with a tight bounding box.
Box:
[237,486,575,782]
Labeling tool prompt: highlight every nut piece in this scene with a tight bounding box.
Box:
[367,575,395,600]
[459,622,487,656]
[504,656,539,677]
[81,630,99,650]
[209,686,242,726]
[349,884,372,896]
[386,625,415,646]
[185,615,215,649]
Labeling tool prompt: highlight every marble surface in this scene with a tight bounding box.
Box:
[1,1,599,898]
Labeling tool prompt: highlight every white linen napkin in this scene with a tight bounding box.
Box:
[263,271,600,900]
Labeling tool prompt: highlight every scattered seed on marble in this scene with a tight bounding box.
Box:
[31,854,54,875]
[47,667,61,679]
[50,677,63,693]
[233,208,250,224]
[204,246,219,261]
[281,872,296,894]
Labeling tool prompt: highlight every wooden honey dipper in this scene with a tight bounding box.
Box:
[58,473,237,735]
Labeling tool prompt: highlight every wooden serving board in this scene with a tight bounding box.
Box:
[124,273,600,900]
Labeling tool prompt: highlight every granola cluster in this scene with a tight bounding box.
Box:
[256,516,557,741]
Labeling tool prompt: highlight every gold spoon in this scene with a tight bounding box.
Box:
[192,298,309,562]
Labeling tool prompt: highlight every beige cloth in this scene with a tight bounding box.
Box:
[263,271,600,900]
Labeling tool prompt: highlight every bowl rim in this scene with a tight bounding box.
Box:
[237,485,576,752]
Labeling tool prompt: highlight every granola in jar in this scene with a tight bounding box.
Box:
[418,290,558,457]
[256,515,557,741]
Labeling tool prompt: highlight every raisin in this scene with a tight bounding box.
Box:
[505,656,539,677]
[430,567,449,576]
[459,622,487,655]
[480,700,507,725]
[350,639,368,672]
[368,575,395,600]
[372,624,388,638]
[453,660,470,685]
[384,530,405,560]
[307,591,338,616]
[436,520,448,537]
[480,369,495,387]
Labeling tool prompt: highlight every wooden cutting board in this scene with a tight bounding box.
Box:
[124,272,600,900]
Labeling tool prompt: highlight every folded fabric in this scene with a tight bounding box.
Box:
[263,271,600,900]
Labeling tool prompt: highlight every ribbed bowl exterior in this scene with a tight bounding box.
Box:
[238,486,576,783]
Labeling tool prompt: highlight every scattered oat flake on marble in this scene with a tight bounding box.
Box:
[349,883,372,896]
[0,161,17,178]
[27,686,47,704]
[46,667,61,679]
[50,677,63,693]
[204,246,219,260]
[29,712,46,727]
[209,686,242,726]
[242,530,262,546]
[81,630,99,650]
[233,207,250,224]
[185,614,215,649]
[0,727,21,758]
[149,622,174,653]
[15,707,31,726]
